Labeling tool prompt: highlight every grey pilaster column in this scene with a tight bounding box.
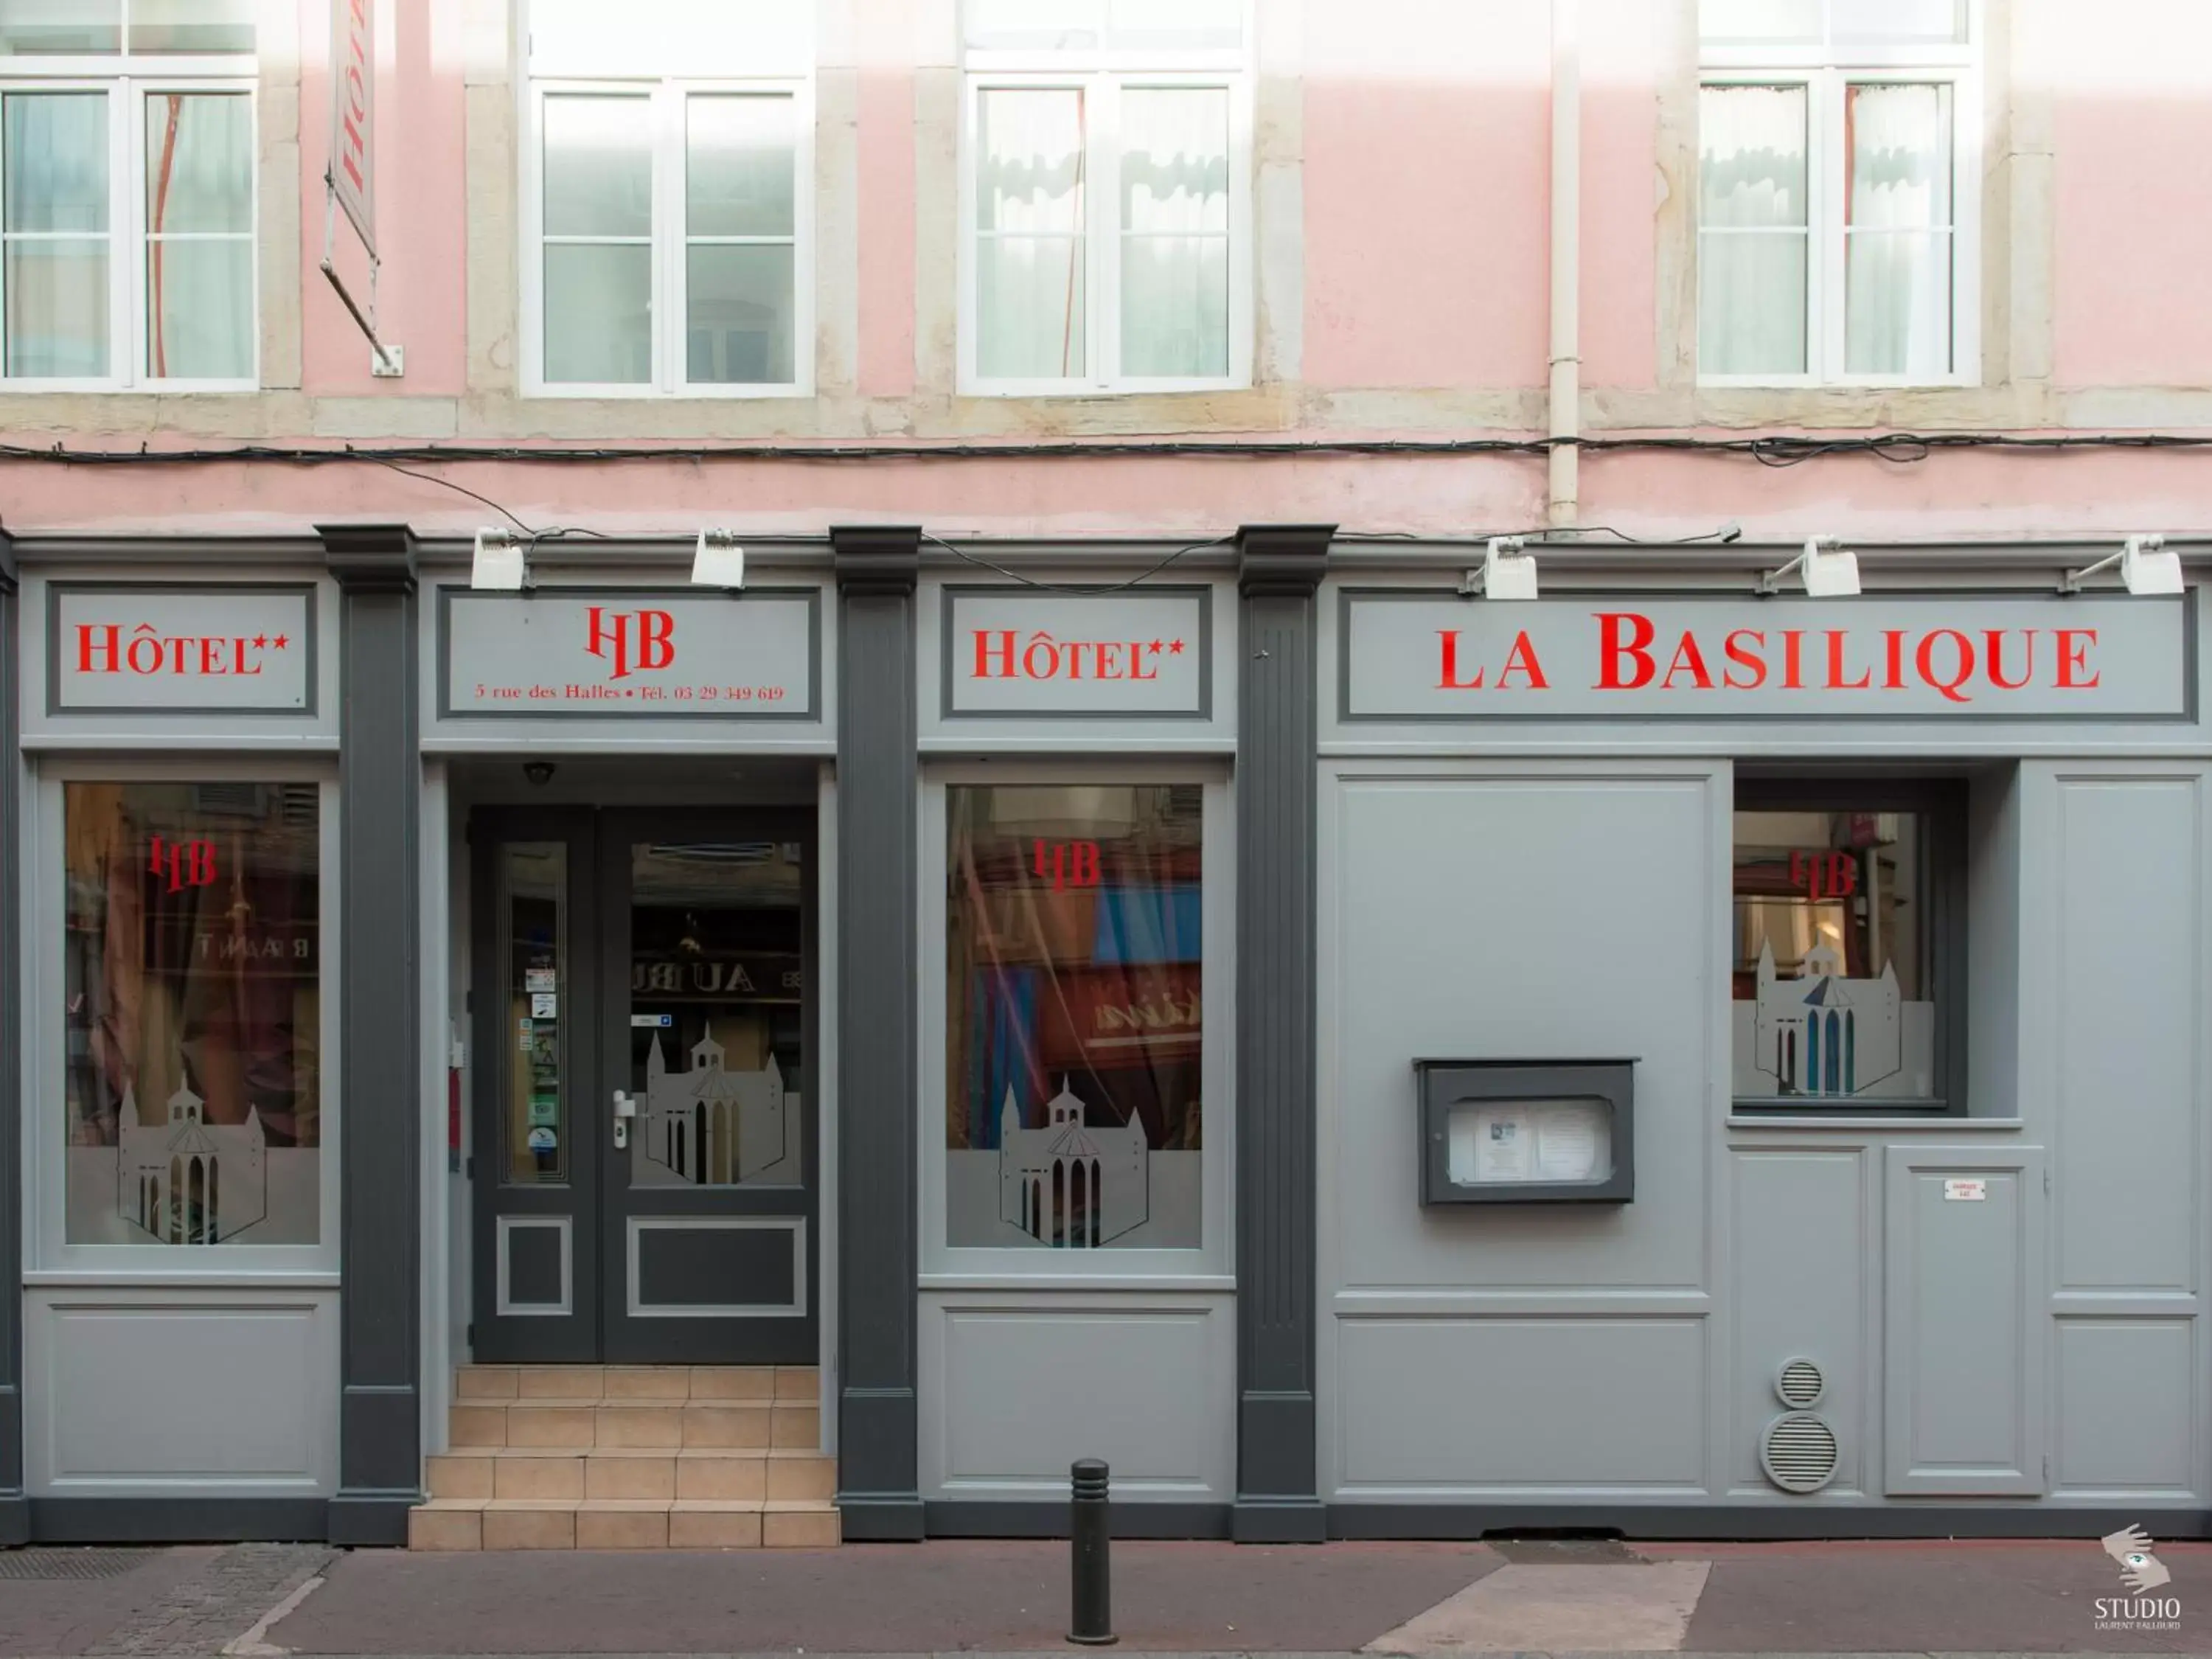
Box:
[831,525,925,1540]
[1233,524,1332,1544]
[319,525,422,1547]
[0,532,22,1546]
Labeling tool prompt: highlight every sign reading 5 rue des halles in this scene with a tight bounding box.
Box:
[50,585,316,714]
[942,586,1211,718]
[1340,592,2195,721]
[439,588,820,719]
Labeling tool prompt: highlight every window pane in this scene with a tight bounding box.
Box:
[1732,808,1933,1104]
[128,0,256,52]
[543,242,650,383]
[0,0,119,54]
[4,92,109,232]
[147,235,248,379]
[145,93,251,234]
[976,235,1084,378]
[1699,84,1805,229]
[1121,88,1227,234]
[501,844,568,1185]
[1846,229,1950,376]
[543,94,650,239]
[687,94,793,239]
[964,0,1101,52]
[1106,0,1242,50]
[1831,0,1966,44]
[945,784,1203,1251]
[1699,230,1804,375]
[1122,234,1225,377]
[1697,0,1820,43]
[7,239,108,376]
[1848,83,1950,230]
[64,782,322,1245]
[977,88,1084,233]
[686,243,794,383]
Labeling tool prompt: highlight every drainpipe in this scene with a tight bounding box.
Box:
[1547,0,1582,530]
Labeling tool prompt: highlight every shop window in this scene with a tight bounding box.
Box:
[961,0,1249,394]
[0,1,257,387]
[523,0,814,396]
[1697,0,1978,385]
[944,782,1203,1248]
[1731,780,1964,1113]
[63,781,321,1243]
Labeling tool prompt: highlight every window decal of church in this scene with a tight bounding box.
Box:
[1747,939,1905,1097]
[634,1032,795,1186]
[117,1082,269,1245]
[997,1081,1149,1247]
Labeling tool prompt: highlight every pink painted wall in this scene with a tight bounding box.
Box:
[1578,0,1657,392]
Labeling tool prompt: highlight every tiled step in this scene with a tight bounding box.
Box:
[408,1498,841,1551]
[414,1366,837,1550]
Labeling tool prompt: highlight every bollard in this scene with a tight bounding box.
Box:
[1067,1457,1117,1646]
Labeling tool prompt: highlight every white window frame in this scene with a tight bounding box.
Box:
[921,762,1234,1287]
[0,55,258,393]
[519,74,816,399]
[1697,7,1981,389]
[24,761,341,1282]
[958,33,1253,397]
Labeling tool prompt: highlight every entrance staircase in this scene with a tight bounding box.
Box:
[408,1365,839,1549]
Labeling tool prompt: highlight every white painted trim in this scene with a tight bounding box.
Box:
[495,1214,574,1315]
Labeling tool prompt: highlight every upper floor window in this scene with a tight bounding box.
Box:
[961,0,1249,395]
[523,0,813,397]
[1697,0,1978,386]
[0,0,257,389]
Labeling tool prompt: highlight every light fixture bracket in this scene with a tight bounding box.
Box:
[692,529,747,590]
[470,527,531,592]
[1758,536,1860,599]
[2061,534,2183,597]
[1459,536,1539,600]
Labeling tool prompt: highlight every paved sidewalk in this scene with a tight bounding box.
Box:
[3,1537,2210,1656]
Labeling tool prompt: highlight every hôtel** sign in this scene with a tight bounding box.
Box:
[439,588,818,719]
[49,585,316,714]
[1341,593,2193,721]
[942,586,1211,717]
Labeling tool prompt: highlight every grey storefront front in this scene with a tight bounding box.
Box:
[2,526,2209,1545]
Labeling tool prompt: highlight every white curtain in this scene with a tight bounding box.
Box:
[3,91,108,377]
[541,94,652,383]
[975,87,1085,378]
[1844,81,1952,377]
[1119,87,1227,378]
[1697,83,1807,375]
[145,92,251,380]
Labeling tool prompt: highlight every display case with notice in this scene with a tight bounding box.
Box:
[1414,1059,1635,1204]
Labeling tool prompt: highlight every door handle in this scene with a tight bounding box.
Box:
[613,1090,635,1149]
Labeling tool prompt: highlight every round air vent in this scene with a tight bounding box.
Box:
[1760,1411,1840,1494]
[1775,1356,1826,1409]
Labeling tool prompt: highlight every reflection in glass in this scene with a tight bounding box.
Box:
[686,94,793,238]
[686,241,793,383]
[501,844,567,1184]
[544,242,650,383]
[945,784,1203,1249]
[64,782,321,1245]
[627,841,804,1189]
[0,0,122,55]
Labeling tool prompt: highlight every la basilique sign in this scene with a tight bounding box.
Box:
[1340,593,2194,721]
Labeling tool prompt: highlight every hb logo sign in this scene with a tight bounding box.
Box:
[1790,849,1857,902]
[148,835,218,894]
[585,606,676,681]
[1033,839,1102,891]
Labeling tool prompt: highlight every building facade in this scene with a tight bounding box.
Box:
[6,0,2212,1548]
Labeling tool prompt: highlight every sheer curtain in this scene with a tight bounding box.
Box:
[1844,81,1951,377]
[684,93,796,385]
[975,87,1085,379]
[540,94,652,383]
[3,91,108,377]
[145,91,251,380]
[1697,83,1807,376]
[1119,87,1227,378]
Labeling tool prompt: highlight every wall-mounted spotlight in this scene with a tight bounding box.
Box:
[1458,536,1539,600]
[692,529,747,589]
[1759,536,1860,598]
[470,527,530,591]
[2060,534,2183,597]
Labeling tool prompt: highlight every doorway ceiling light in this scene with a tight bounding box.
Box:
[2061,534,2183,597]
[1759,536,1860,598]
[1458,536,1539,600]
[692,529,747,589]
[470,527,530,591]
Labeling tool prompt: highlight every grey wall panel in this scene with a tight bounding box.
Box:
[1965,768,2023,1124]
[2053,776,2202,1293]
[1334,1317,1705,1494]
[0,540,20,1543]
[920,1295,1233,1502]
[27,1292,337,1493]
[1728,1150,1869,1495]
[1882,1148,2045,1495]
[1328,771,1720,1291]
[2053,1320,2197,1497]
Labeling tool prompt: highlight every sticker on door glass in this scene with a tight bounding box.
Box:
[530,992,557,1018]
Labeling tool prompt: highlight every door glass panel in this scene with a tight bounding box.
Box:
[499,842,568,1183]
[627,838,803,1188]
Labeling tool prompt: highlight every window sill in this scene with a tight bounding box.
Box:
[957,380,1248,400]
[0,381,260,396]
[919,1272,1236,1293]
[521,383,814,401]
[1727,1115,2022,1131]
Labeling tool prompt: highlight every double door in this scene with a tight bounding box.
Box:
[470,807,815,1363]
